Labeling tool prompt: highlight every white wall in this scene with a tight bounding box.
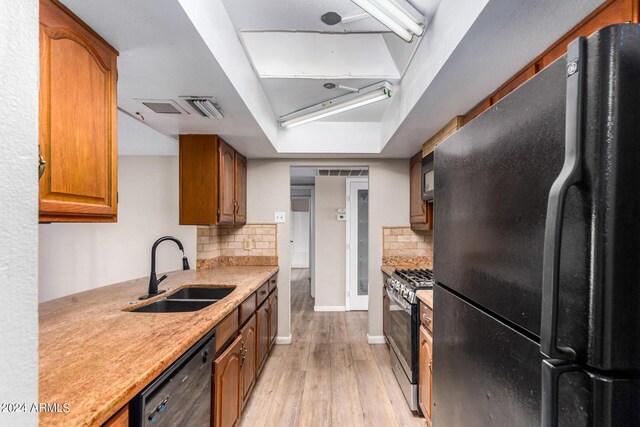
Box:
[314,176,347,309]
[0,1,39,424]
[39,156,196,301]
[247,159,409,340]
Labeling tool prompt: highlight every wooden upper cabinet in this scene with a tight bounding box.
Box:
[179,135,219,225]
[463,0,638,125]
[218,140,236,224]
[39,0,118,222]
[410,152,428,229]
[234,151,247,225]
[213,335,243,427]
[179,135,247,225]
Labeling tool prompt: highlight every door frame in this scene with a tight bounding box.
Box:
[346,178,369,311]
[290,186,315,298]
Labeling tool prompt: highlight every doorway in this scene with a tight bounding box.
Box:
[290,184,315,299]
[290,166,368,312]
[346,178,369,311]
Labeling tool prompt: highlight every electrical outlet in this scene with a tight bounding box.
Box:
[274,211,286,223]
[243,238,252,251]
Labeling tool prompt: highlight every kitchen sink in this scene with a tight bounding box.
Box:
[130,299,215,313]
[166,286,236,300]
[128,286,236,313]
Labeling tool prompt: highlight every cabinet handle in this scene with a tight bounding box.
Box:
[38,145,46,179]
[234,201,239,213]
[260,290,267,296]
[422,314,432,322]
[429,360,432,373]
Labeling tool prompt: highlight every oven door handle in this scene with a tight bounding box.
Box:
[385,287,412,314]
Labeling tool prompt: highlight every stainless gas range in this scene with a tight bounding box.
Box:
[383,268,434,412]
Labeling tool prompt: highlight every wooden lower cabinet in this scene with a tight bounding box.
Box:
[213,335,243,427]
[268,289,278,349]
[102,404,128,427]
[240,314,257,408]
[210,276,278,427]
[419,325,433,426]
[256,300,270,374]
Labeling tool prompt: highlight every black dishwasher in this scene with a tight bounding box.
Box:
[130,331,215,426]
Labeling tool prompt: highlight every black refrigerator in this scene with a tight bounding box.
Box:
[433,24,640,427]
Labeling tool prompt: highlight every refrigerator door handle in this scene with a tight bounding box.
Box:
[541,36,586,360]
[541,359,581,427]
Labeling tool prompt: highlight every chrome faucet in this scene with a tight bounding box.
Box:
[139,236,190,300]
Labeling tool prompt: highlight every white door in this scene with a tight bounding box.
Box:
[291,210,310,268]
[347,179,369,311]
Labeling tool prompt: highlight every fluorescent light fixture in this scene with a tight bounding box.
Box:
[279,82,392,128]
[351,0,425,42]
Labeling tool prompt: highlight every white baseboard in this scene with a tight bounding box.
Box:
[314,305,346,312]
[291,264,309,269]
[275,335,292,345]
[367,334,387,345]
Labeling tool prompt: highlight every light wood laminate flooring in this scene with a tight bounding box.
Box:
[239,269,425,427]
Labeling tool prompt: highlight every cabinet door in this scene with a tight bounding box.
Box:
[268,289,278,349]
[213,335,242,427]
[218,140,235,224]
[240,314,256,408]
[234,151,247,225]
[419,325,433,425]
[409,152,427,226]
[39,0,118,222]
[256,301,270,374]
[179,135,219,225]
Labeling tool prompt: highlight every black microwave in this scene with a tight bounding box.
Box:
[421,152,434,201]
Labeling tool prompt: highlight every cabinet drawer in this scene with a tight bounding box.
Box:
[420,303,433,333]
[256,282,269,307]
[268,275,278,293]
[239,293,256,326]
[215,308,239,353]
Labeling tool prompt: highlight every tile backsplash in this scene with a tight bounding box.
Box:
[382,226,433,267]
[197,224,277,260]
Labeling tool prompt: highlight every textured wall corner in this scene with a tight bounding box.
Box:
[0,0,39,424]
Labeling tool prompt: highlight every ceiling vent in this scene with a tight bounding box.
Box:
[135,99,188,114]
[317,168,368,177]
[181,96,224,119]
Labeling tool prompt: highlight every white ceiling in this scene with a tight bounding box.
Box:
[227,0,429,123]
[60,0,277,157]
[220,0,389,33]
[59,0,606,158]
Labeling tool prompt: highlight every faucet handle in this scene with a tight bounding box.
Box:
[158,274,168,284]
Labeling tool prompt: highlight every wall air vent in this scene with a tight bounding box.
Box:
[181,96,224,119]
[317,168,368,177]
[135,99,188,114]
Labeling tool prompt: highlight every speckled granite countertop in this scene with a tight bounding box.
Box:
[39,265,278,427]
[416,290,433,308]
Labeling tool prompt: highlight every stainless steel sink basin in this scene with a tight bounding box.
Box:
[130,299,215,313]
[166,286,236,300]
[128,286,236,313]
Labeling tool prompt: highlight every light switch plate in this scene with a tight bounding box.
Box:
[274,212,286,223]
